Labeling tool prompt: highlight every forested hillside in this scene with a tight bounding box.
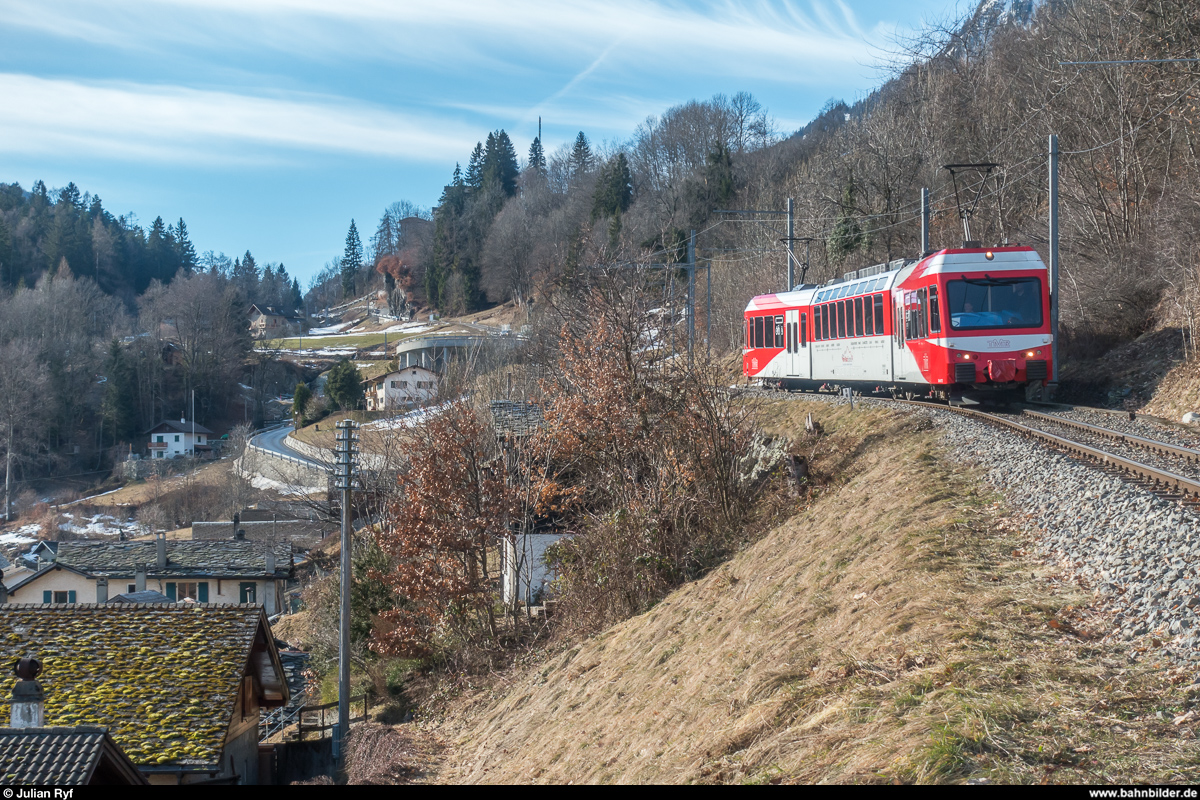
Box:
[349,0,1199,364]
[0,183,304,503]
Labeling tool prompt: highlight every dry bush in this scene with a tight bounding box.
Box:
[527,282,760,633]
[344,722,443,785]
[371,401,515,667]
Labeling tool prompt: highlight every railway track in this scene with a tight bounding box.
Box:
[938,404,1200,507]
[752,384,1200,508]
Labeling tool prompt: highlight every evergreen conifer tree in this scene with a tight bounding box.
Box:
[175,218,198,273]
[465,143,485,189]
[830,176,866,262]
[326,359,363,410]
[341,220,363,299]
[570,132,594,179]
[591,153,632,222]
[527,137,546,174]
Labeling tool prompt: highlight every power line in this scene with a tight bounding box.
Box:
[1060,58,1200,66]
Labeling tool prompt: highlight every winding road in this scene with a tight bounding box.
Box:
[249,424,328,469]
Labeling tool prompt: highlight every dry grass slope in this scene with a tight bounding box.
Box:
[429,401,1200,784]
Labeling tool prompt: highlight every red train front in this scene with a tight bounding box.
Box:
[743,245,1053,403]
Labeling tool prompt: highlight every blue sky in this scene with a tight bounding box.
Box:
[0,0,965,285]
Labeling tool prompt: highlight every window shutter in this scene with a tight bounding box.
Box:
[198,582,209,602]
[43,590,52,603]
[166,582,176,601]
[67,591,76,604]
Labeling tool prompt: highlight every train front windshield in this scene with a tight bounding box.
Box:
[947,277,1042,330]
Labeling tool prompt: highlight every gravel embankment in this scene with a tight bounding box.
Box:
[930,408,1200,663]
[773,391,1200,663]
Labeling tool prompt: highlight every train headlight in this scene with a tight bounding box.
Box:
[1026,351,1034,357]
[1036,349,1042,355]
[985,251,995,260]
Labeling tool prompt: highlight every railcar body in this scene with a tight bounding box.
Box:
[743,246,1052,402]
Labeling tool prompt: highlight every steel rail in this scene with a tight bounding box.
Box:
[1020,410,1200,465]
[930,403,1200,502]
[743,384,1200,503]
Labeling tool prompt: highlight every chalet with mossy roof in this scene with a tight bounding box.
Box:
[0,604,289,784]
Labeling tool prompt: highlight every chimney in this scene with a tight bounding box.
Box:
[10,657,45,727]
[135,567,146,592]
[156,533,167,570]
[266,552,276,575]
[96,576,108,604]
[181,415,186,424]
[235,529,246,541]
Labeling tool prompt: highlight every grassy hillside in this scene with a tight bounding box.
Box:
[417,400,1198,784]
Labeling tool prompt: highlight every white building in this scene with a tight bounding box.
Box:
[145,418,214,459]
[3,537,293,615]
[365,365,438,411]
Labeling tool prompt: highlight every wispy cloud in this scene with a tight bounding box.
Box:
[6,0,893,79]
[0,74,480,164]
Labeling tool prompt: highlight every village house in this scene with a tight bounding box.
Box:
[0,726,148,785]
[3,537,293,614]
[0,604,289,784]
[248,304,302,340]
[145,417,214,459]
[364,365,438,411]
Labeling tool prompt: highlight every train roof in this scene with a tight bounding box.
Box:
[744,246,1045,313]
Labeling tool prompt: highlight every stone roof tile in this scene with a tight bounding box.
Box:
[0,604,265,769]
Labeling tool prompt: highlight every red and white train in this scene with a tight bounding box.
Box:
[743,245,1052,402]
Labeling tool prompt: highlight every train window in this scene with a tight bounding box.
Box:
[765,316,774,348]
[947,277,1042,329]
[874,277,888,291]
[836,302,846,338]
[814,307,822,341]
[822,305,830,339]
[864,297,874,336]
[854,297,864,337]
[800,314,807,347]
[775,315,785,345]
[754,315,764,348]
[929,286,941,333]
[874,294,885,334]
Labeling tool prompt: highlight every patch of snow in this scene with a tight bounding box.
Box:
[378,323,434,334]
[364,401,453,430]
[57,512,129,538]
[0,526,39,547]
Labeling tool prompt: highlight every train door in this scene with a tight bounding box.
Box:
[892,290,909,382]
[784,309,798,376]
[784,308,811,379]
